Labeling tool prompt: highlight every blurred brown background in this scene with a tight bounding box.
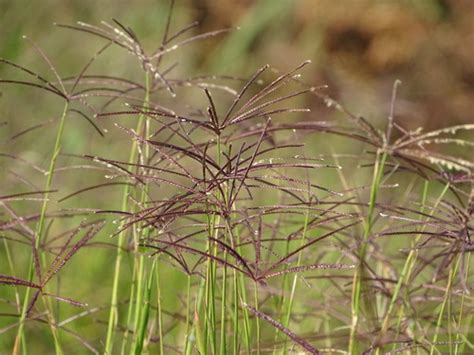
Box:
[200,0,474,132]
[1,0,473,133]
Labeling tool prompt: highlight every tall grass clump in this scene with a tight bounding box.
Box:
[1,2,473,354]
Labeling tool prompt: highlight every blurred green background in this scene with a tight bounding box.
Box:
[2,0,474,131]
[1,0,473,353]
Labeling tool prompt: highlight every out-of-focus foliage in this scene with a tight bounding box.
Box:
[1,0,473,132]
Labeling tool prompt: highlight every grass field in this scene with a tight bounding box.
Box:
[1,1,473,354]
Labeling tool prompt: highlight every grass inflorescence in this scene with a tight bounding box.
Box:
[1,2,473,354]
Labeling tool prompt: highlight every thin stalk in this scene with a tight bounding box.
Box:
[133,258,157,355]
[130,158,154,354]
[239,274,251,353]
[218,135,229,355]
[429,254,461,355]
[3,237,28,353]
[2,238,22,314]
[120,262,137,355]
[379,182,450,353]
[195,275,207,355]
[224,218,242,355]
[231,252,239,354]
[130,252,146,352]
[130,70,154,354]
[194,144,216,355]
[183,275,192,355]
[105,133,134,354]
[13,101,70,355]
[281,202,311,355]
[204,216,218,354]
[254,282,260,355]
[203,133,222,354]
[236,231,251,354]
[382,181,429,353]
[131,80,152,352]
[274,236,294,351]
[231,265,239,355]
[156,258,165,355]
[219,251,228,355]
[454,252,471,354]
[348,150,387,354]
[105,72,150,355]
[202,210,212,353]
[212,135,224,354]
[221,138,243,355]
